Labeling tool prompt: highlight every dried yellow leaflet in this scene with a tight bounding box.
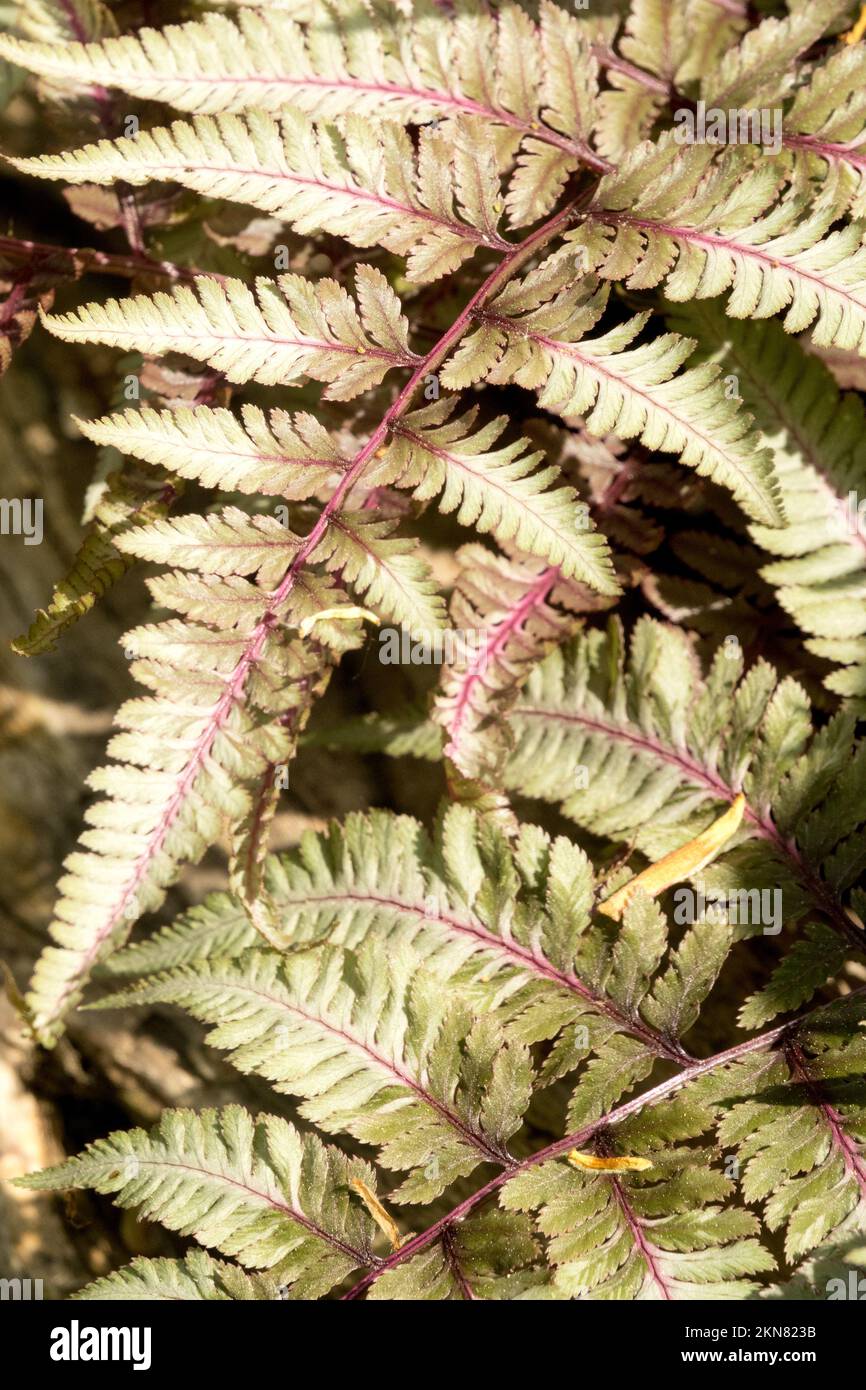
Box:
[298,606,379,638]
[566,1151,653,1173]
[843,4,866,43]
[349,1177,405,1251]
[598,794,746,921]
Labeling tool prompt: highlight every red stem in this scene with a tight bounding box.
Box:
[38,200,581,1032]
[343,989,866,1299]
[0,234,227,286]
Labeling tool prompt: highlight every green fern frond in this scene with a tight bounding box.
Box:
[100,892,259,976]
[40,265,418,396]
[712,1005,866,1261]
[107,804,720,1074]
[14,1105,380,1296]
[372,398,619,592]
[501,618,866,975]
[443,254,784,525]
[92,942,533,1202]
[0,0,606,224]
[670,301,866,713]
[502,1114,775,1300]
[367,1210,542,1300]
[738,924,847,1032]
[74,1250,279,1301]
[114,507,303,583]
[12,110,509,282]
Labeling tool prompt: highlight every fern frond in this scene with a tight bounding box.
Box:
[430,546,590,781]
[109,804,721,1074]
[574,139,866,355]
[701,0,849,110]
[766,1232,866,1300]
[309,511,445,640]
[372,397,619,591]
[738,924,847,1032]
[74,1250,278,1301]
[40,265,418,396]
[444,254,784,525]
[617,0,691,83]
[14,1105,379,1296]
[502,618,866,970]
[23,557,358,1044]
[502,1103,775,1299]
[367,1210,542,1300]
[0,0,607,224]
[12,110,509,282]
[784,45,866,218]
[343,989,866,1301]
[11,465,173,655]
[670,301,866,712]
[76,404,348,499]
[12,0,118,108]
[93,942,533,1202]
[101,891,259,976]
[713,1007,866,1261]
[21,195,586,1044]
[112,506,302,583]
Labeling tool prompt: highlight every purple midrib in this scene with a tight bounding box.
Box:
[52,58,604,165]
[101,425,345,476]
[170,970,505,1163]
[477,309,772,517]
[787,1042,866,1201]
[114,1153,372,1266]
[445,566,559,752]
[611,1174,674,1300]
[275,884,689,1061]
[508,701,861,947]
[74,157,503,248]
[595,209,866,318]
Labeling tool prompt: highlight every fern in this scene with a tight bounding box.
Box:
[17,1105,382,1297]
[12,110,511,283]
[17,831,866,1298]
[671,301,866,710]
[501,621,866,963]
[73,1250,280,1302]
[444,251,784,524]
[92,941,534,1202]
[0,0,608,223]
[6,0,866,1307]
[40,265,419,394]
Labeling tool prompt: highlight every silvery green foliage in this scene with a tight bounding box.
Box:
[7,0,866,1301]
